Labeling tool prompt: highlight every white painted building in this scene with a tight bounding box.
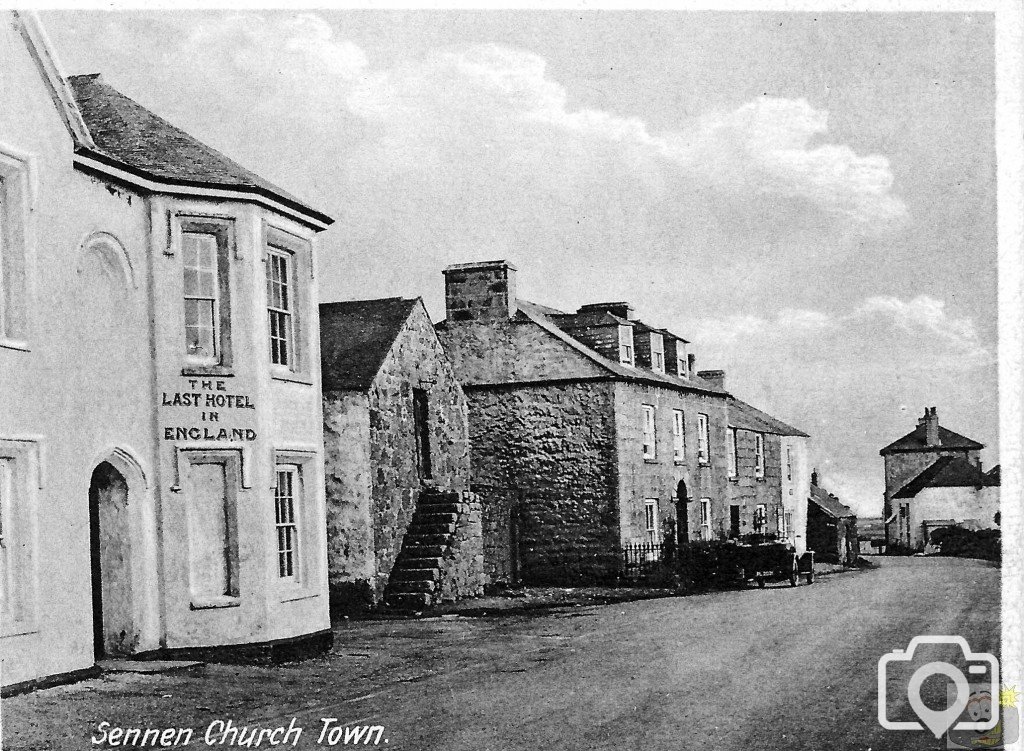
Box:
[1,12,334,691]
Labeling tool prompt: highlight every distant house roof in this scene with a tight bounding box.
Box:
[728,397,809,437]
[67,74,332,227]
[893,456,999,499]
[512,299,727,396]
[879,424,983,455]
[319,298,421,391]
[809,484,856,518]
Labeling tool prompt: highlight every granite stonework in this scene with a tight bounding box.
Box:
[321,299,482,608]
[437,261,808,586]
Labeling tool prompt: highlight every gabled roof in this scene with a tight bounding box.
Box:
[893,455,998,499]
[728,397,809,437]
[319,298,421,391]
[514,299,727,396]
[809,484,856,518]
[879,424,983,455]
[67,74,332,228]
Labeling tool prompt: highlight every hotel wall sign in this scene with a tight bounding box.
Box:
[161,378,258,441]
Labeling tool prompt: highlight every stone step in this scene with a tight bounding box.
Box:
[405,522,456,536]
[386,592,432,610]
[389,567,439,582]
[396,556,444,570]
[400,533,451,547]
[389,579,437,594]
[415,501,462,514]
[412,512,458,525]
[401,544,447,558]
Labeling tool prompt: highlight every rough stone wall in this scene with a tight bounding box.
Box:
[322,391,375,609]
[435,490,485,601]
[367,306,471,597]
[613,382,731,545]
[438,318,607,386]
[726,430,784,538]
[466,382,620,585]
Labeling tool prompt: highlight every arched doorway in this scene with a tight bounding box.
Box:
[675,480,689,546]
[89,462,136,658]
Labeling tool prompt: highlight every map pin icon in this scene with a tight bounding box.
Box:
[907,662,971,738]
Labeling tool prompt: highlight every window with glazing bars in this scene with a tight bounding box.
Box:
[275,467,299,580]
[267,250,294,367]
[183,232,220,361]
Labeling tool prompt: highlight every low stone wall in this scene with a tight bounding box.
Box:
[437,490,486,602]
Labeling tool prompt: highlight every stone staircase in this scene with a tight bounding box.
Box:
[383,491,463,610]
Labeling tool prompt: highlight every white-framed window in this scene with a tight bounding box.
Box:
[0,457,13,626]
[650,333,665,373]
[0,147,32,349]
[274,465,301,582]
[697,413,710,464]
[786,446,793,482]
[755,434,765,478]
[754,504,768,533]
[619,325,634,366]
[784,512,793,539]
[676,343,688,377]
[777,507,787,537]
[699,498,712,541]
[642,404,656,460]
[267,249,294,368]
[672,410,685,462]
[180,218,232,369]
[644,499,659,545]
[727,427,738,478]
[265,225,311,379]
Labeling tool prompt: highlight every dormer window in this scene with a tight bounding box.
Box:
[650,333,665,373]
[676,344,688,377]
[618,325,634,366]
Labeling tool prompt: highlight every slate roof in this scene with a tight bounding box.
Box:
[809,484,856,519]
[67,74,331,226]
[319,298,421,391]
[893,455,999,499]
[879,424,984,455]
[513,299,727,396]
[728,397,809,437]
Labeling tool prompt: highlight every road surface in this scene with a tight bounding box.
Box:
[3,557,1000,750]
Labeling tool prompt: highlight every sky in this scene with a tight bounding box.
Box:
[42,10,997,515]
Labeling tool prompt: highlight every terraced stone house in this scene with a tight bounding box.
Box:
[436,260,811,586]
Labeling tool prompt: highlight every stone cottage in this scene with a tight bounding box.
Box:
[320,297,483,610]
[725,397,811,552]
[436,260,811,586]
[2,12,335,693]
[880,407,986,549]
[807,472,859,565]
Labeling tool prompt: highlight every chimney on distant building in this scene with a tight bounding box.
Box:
[443,260,518,323]
[697,369,725,390]
[576,302,637,321]
[811,468,819,486]
[687,353,696,375]
[919,406,940,446]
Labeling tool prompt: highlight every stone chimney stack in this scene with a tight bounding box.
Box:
[687,353,696,375]
[923,406,940,446]
[811,468,819,486]
[697,369,725,390]
[576,302,637,321]
[443,260,518,323]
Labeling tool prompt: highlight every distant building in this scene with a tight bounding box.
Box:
[807,472,859,565]
[2,13,334,692]
[890,457,1000,551]
[320,298,483,610]
[880,407,988,550]
[436,260,811,586]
